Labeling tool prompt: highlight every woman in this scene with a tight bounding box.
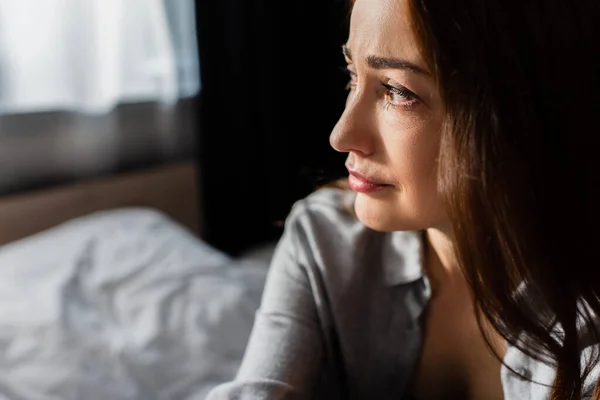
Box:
[208,0,600,398]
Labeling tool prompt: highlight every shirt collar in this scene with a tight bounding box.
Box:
[341,189,425,287]
[381,229,425,286]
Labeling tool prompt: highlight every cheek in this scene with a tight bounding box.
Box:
[354,114,445,232]
[391,132,442,219]
[384,116,440,191]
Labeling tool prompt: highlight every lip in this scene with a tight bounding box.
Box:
[347,168,392,194]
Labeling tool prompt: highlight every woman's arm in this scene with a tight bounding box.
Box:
[207,204,324,399]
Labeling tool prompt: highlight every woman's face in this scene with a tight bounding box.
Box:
[330,0,446,232]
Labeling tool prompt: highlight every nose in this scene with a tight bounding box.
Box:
[329,90,376,157]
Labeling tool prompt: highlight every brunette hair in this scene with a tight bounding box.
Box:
[349,0,600,398]
[408,1,600,398]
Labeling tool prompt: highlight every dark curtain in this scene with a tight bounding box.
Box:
[196,0,349,255]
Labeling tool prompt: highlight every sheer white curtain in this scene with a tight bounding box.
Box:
[0,0,200,115]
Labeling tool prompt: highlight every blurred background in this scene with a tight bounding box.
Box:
[0,0,350,255]
[0,0,200,188]
[0,0,350,398]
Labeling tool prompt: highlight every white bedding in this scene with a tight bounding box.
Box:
[0,209,269,400]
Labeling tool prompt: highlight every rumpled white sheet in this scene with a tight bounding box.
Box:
[0,209,269,400]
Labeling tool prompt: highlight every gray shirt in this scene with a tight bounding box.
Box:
[207,188,600,399]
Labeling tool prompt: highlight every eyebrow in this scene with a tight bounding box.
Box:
[342,45,430,76]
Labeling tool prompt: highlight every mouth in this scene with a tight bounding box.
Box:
[346,168,393,194]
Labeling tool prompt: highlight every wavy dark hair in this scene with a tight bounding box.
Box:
[348,0,600,398]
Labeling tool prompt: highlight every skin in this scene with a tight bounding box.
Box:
[330,0,445,234]
[329,0,506,398]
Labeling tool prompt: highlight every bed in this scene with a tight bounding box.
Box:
[0,162,272,400]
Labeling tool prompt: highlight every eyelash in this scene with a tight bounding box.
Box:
[344,68,419,110]
[381,82,419,110]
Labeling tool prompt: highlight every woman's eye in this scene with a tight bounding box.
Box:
[382,83,419,109]
[341,68,420,110]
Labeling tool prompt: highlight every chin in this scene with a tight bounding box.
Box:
[353,192,425,233]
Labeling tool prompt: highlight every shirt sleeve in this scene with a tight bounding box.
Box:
[206,202,325,400]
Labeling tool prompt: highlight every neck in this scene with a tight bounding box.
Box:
[425,227,508,360]
[424,227,466,294]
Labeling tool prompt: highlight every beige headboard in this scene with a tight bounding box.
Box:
[0,161,201,245]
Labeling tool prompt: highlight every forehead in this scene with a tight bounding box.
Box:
[348,0,422,63]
